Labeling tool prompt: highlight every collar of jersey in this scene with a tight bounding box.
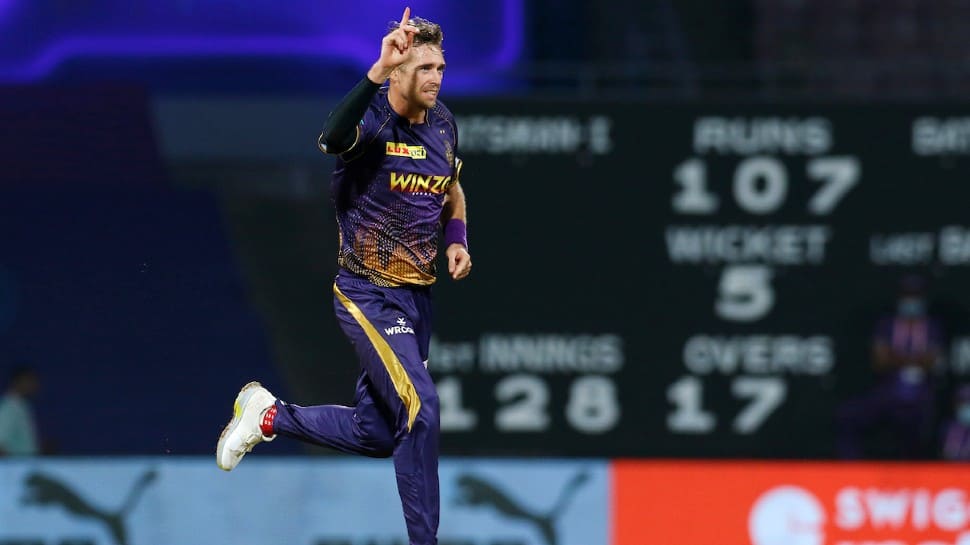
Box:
[380,88,435,128]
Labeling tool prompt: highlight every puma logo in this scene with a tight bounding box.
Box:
[454,470,590,545]
[23,469,158,545]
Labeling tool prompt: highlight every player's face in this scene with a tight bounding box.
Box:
[396,44,445,110]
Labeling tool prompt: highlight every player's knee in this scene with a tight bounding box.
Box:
[363,438,394,458]
[354,419,395,457]
[356,427,394,457]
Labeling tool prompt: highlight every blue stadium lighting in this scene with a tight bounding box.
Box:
[0,0,524,90]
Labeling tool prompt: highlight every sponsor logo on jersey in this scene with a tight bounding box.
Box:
[385,316,415,336]
[389,172,454,194]
[386,142,427,159]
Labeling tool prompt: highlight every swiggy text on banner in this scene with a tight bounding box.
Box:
[613,461,970,545]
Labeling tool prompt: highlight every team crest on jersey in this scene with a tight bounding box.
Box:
[386,142,427,159]
[444,141,454,165]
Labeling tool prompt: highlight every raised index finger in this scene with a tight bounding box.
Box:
[399,6,411,28]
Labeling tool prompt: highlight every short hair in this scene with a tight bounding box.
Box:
[388,16,444,49]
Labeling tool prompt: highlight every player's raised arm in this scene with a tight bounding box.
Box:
[318,7,419,155]
[368,7,419,82]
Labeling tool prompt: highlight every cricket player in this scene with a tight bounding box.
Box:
[216,8,470,544]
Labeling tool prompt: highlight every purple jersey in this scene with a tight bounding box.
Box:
[873,315,943,358]
[329,88,461,287]
[872,314,943,386]
[943,421,970,460]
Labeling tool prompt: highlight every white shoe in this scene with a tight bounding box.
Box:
[216,381,276,471]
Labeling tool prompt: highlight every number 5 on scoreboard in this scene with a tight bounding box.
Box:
[715,265,774,323]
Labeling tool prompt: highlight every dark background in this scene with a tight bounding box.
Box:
[3,0,970,458]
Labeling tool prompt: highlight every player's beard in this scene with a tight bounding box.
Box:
[413,84,439,109]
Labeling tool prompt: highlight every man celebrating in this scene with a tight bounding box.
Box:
[216,8,469,545]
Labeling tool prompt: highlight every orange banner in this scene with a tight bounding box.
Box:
[613,460,970,545]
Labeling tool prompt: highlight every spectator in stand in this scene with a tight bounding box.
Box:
[837,275,943,459]
[941,384,970,461]
[0,366,40,456]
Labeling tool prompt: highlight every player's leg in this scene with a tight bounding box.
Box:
[271,371,395,457]
[332,275,440,545]
[216,318,399,468]
[407,283,439,535]
[216,372,395,469]
[215,284,399,469]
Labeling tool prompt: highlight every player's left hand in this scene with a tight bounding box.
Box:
[446,244,471,281]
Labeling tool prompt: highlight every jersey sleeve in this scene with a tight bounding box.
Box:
[449,109,463,183]
[337,106,383,162]
[317,77,381,156]
[453,155,463,184]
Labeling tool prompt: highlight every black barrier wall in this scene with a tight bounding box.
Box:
[7,92,970,457]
